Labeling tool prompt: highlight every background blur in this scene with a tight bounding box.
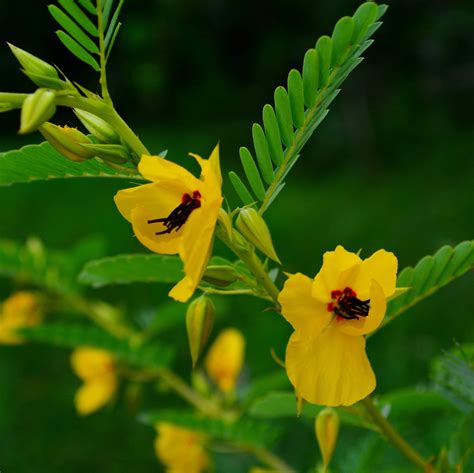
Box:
[0,0,473,471]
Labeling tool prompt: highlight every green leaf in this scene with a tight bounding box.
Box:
[139,410,281,447]
[316,35,332,86]
[228,171,254,205]
[49,5,99,54]
[302,48,319,107]
[287,69,305,128]
[274,86,293,147]
[0,141,142,186]
[105,0,124,50]
[142,302,186,337]
[243,371,290,406]
[56,31,100,71]
[262,104,284,166]
[239,147,265,201]
[352,2,379,43]
[20,322,174,368]
[102,0,115,28]
[78,0,96,15]
[79,254,184,288]
[384,241,474,326]
[105,22,121,61]
[58,0,99,36]
[331,16,355,66]
[252,123,274,185]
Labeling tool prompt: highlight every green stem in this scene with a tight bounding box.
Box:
[96,0,111,103]
[361,397,433,472]
[216,226,280,304]
[235,443,295,473]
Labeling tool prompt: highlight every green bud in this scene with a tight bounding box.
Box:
[186,296,215,367]
[315,408,340,468]
[81,143,130,164]
[7,43,59,80]
[217,208,233,240]
[73,109,120,143]
[20,89,56,134]
[39,122,95,162]
[236,208,281,263]
[202,265,239,288]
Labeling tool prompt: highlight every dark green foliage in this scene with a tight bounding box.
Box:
[19,322,174,368]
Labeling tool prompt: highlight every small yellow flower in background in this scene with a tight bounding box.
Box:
[70,347,117,416]
[0,291,42,344]
[114,145,223,303]
[279,245,398,407]
[205,328,245,393]
[155,422,210,473]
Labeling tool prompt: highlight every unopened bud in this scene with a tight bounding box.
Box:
[8,43,59,85]
[20,89,56,134]
[74,109,119,143]
[236,208,280,263]
[315,408,340,468]
[39,122,95,162]
[186,296,215,367]
[217,208,233,240]
[202,265,239,288]
[80,143,130,164]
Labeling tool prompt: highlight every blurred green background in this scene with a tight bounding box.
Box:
[0,0,473,471]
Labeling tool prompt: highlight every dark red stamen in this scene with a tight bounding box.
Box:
[148,190,201,235]
[327,286,370,320]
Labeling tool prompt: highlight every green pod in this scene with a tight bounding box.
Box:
[20,89,56,134]
[74,109,120,143]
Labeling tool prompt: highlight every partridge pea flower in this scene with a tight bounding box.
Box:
[70,347,117,416]
[154,422,210,473]
[278,245,397,407]
[0,292,42,345]
[114,145,223,303]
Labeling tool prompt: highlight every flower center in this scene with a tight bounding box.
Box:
[327,287,370,320]
[148,190,201,235]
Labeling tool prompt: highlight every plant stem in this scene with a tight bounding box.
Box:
[236,443,295,473]
[361,397,433,472]
[216,226,280,304]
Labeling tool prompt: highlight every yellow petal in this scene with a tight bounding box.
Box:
[138,155,200,188]
[348,249,398,299]
[312,246,361,303]
[285,327,376,406]
[189,143,222,191]
[75,375,117,415]
[278,273,331,338]
[168,197,222,302]
[337,280,387,336]
[70,347,115,380]
[205,328,245,393]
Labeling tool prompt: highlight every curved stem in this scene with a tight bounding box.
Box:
[235,443,295,473]
[361,397,433,472]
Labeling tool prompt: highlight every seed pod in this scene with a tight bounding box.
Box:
[236,207,280,263]
[19,89,56,134]
[186,296,215,367]
[74,109,120,143]
[7,43,59,80]
[39,122,95,162]
[202,265,239,288]
[81,143,130,164]
[315,408,340,468]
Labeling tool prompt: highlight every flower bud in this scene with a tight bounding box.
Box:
[236,208,280,263]
[202,265,239,288]
[315,408,340,468]
[39,122,95,162]
[205,328,245,393]
[186,296,215,367]
[8,43,59,85]
[80,143,131,164]
[73,109,120,143]
[20,89,56,134]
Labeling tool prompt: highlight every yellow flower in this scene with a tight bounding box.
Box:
[70,347,117,416]
[0,291,42,344]
[154,422,210,473]
[205,328,245,393]
[278,245,398,407]
[114,145,223,303]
